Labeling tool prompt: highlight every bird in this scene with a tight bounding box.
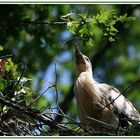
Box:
[73,45,140,135]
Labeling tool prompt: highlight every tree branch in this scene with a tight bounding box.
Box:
[0,96,75,132]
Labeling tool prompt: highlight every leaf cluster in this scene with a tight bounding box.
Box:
[66,9,135,47]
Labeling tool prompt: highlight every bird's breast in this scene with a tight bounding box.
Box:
[74,72,103,119]
[74,72,101,99]
[74,72,119,132]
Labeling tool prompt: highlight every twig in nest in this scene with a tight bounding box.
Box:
[0,96,78,134]
[86,116,126,133]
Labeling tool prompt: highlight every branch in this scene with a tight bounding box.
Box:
[54,61,66,117]
[0,96,76,132]
[28,84,55,107]
[0,54,13,59]
[86,116,126,133]
[54,84,74,122]
[103,79,140,110]
[16,19,69,25]
[1,19,79,28]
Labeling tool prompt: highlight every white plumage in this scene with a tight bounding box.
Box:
[74,45,140,134]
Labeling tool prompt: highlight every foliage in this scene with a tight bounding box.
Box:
[0,4,140,136]
[66,9,135,47]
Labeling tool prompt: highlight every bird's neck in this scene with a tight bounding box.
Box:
[76,70,93,79]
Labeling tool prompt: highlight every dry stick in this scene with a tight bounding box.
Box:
[86,116,126,133]
[17,20,71,25]
[0,54,14,59]
[28,84,55,107]
[54,61,66,117]
[4,16,92,27]
[103,79,140,110]
[40,104,53,113]
[0,96,76,133]
[53,62,85,134]
[47,111,80,125]
[8,19,79,27]
[47,111,94,135]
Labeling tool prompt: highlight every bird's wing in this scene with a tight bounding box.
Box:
[98,83,140,122]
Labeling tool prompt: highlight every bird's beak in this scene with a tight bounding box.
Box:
[74,45,85,65]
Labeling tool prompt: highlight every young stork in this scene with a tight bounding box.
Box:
[74,45,140,134]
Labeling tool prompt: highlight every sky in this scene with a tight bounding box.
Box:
[32,30,73,107]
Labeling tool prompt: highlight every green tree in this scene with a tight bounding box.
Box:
[0,4,140,136]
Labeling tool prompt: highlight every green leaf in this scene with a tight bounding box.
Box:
[79,25,88,37]
[0,45,3,51]
[79,13,88,19]
[0,106,2,112]
[109,36,115,42]
[24,87,32,96]
[4,64,11,72]
[0,82,4,91]
[86,38,94,48]
[109,32,115,36]
[67,23,78,34]
[110,26,118,33]
[126,16,136,22]
[118,13,128,22]
[96,9,117,24]
[104,32,108,36]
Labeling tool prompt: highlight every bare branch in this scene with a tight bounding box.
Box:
[28,84,55,107]
[0,54,14,59]
[54,61,66,117]
[103,79,140,110]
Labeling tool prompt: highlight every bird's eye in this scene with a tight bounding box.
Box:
[85,57,89,62]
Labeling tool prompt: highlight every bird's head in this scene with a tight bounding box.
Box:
[74,45,93,75]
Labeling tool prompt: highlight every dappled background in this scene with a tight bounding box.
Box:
[0,4,140,136]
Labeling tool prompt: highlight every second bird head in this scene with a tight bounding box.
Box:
[74,45,92,75]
